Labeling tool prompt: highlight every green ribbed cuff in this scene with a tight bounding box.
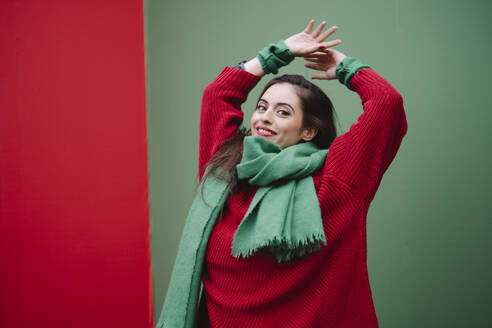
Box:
[335,57,370,91]
[257,39,295,75]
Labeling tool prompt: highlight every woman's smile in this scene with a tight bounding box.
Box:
[256,126,277,136]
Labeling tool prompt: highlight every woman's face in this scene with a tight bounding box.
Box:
[250,83,316,149]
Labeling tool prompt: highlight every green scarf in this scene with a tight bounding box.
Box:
[156,135,329,328]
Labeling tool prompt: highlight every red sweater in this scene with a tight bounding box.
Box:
[197,66,407,327]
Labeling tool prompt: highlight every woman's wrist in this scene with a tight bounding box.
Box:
[335,57,370,91]
[234,39,294,77]
[243,57,266,77]
[257,39,294,74]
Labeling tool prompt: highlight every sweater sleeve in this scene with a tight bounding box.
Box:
[198,66,261,182]
[319,59,408,204]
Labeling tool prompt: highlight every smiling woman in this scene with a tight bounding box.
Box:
[251,80,333,149]
[156,19,408,328]
[251,83,316,149]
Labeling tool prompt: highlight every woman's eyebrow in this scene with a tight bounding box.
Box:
[259,99,295,113]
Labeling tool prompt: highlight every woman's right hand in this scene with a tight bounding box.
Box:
[284,19,342,58]
[303,48,347,80]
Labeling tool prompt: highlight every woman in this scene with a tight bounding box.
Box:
[157,19,408,328]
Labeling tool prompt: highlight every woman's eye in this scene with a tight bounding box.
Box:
[256,105,289,116]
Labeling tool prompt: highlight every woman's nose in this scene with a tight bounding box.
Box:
[260,109,273,123]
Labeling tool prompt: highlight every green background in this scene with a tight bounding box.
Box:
[145,0,492,326]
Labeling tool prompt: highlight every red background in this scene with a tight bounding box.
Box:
[0,0,153,327]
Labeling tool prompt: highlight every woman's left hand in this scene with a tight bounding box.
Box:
[284,19,342,57]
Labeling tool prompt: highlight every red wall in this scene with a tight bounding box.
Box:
[0,1,153,327]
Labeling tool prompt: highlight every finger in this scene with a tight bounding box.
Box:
[304,62,325,71]
[319,39,342,48]
[305,43,330,55]
[304,57,321,63]
[311,72,329,80]
[304,45,336,57]
[304,51,331,57]
[311,21,326,38]
[317,26,338,42]
[304,19,315,33]
[303,54,326,61]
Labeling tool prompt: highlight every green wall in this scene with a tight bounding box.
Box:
[145,0,492,326]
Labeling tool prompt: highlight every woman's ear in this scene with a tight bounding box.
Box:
[301,126,318,141]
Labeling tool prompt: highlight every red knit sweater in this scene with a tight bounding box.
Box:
[196,66,407,327]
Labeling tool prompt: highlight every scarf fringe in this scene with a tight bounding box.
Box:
[231,232,328,263]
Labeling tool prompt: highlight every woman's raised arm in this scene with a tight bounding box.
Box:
[306,49,408,203]
[198,68,260,182]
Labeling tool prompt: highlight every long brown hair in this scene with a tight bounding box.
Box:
[195,74,339,219]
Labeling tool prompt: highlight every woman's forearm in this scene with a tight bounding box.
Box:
[243,57,265,77]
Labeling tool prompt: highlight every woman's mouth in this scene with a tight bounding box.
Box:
[257,127,276,136]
